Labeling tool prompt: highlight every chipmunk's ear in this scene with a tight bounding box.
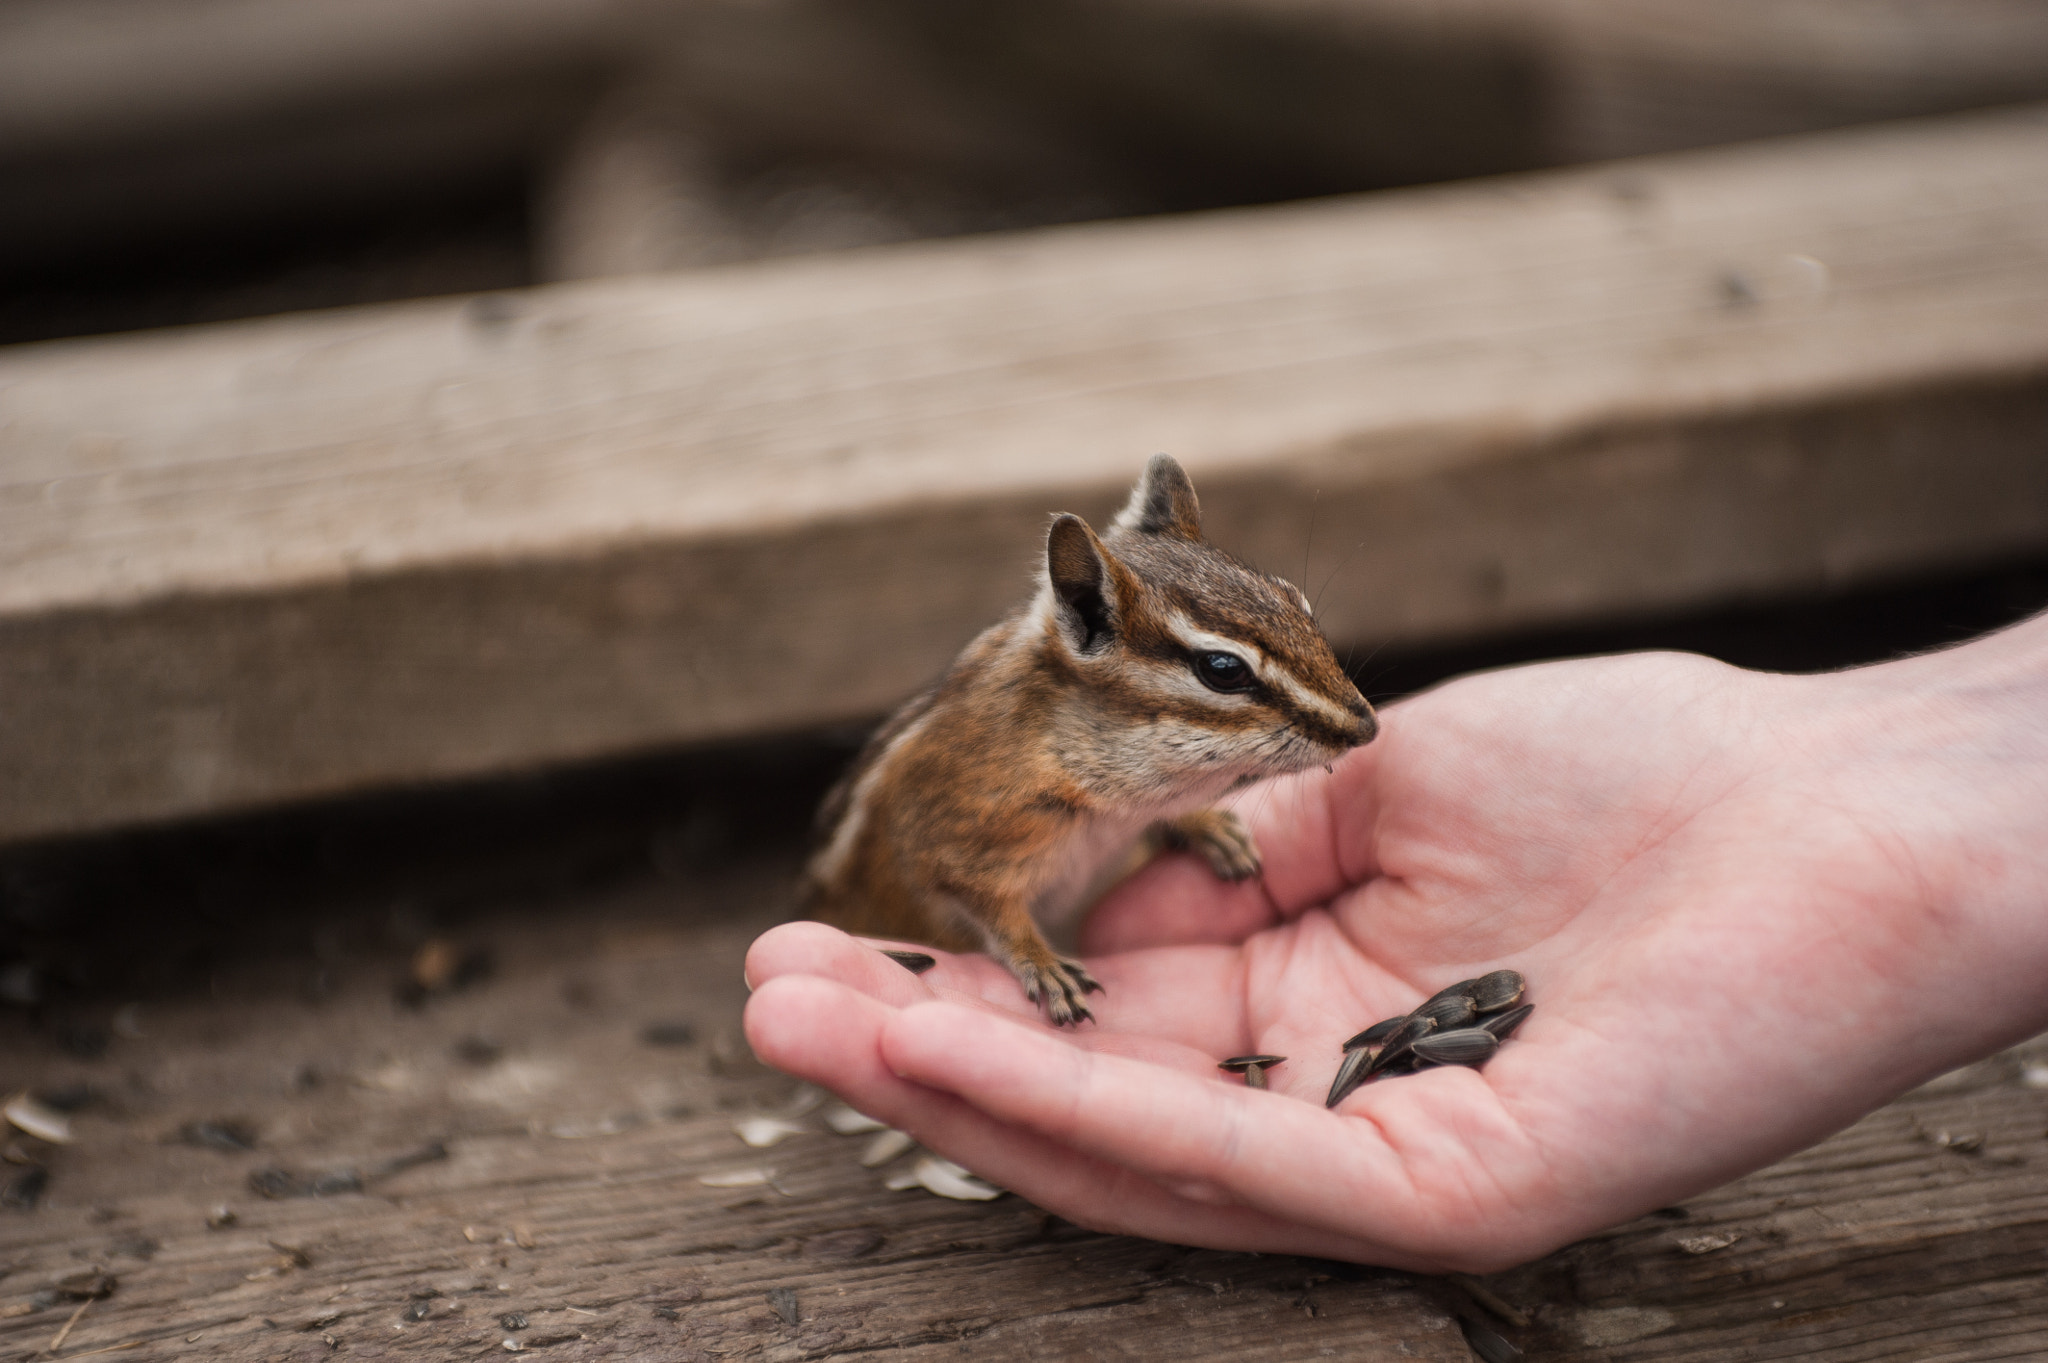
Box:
[1046,513,1116,653]
[1112,453,1202,540]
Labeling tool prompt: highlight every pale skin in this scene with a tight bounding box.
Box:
[743,613,2048,1273]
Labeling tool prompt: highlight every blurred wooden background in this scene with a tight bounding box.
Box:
[4,0,2048,842]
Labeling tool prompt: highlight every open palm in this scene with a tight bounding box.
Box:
[746,646,2047,1271]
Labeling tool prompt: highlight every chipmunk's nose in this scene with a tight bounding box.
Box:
[1347,696,1378,746]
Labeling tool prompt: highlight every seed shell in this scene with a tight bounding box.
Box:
[1342,1017,1405,1052]
[1410,1028,1498,1067]
[1422,978,1481,1009]
[1413,993,1478,1030]
[1364,1015,1437,1078]
[1218,1055,1286,1090]
[1470,970,1525,1014]
[1325,1048,1373,1108]
[881,950,937,975]
[1480,1003,1533,1040]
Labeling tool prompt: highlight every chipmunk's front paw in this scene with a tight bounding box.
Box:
[1019,955,1103,1027]
[1160,808,1262,882]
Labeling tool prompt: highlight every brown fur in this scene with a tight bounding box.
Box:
[801,456,1375,1024]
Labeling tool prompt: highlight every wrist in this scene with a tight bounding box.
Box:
[1773,611,2048,1064]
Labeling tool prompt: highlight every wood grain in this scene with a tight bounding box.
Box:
[6,105,2048,843]
[3,848,2046,1362]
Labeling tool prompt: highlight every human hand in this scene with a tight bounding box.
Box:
[745,626,2048,1271]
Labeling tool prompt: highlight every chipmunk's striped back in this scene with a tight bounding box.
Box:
[803,455,1375,1025]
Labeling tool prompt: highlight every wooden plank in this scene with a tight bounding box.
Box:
[0,864,1470,1363]
[5,105,2048,844]
[3,841,2047,1361]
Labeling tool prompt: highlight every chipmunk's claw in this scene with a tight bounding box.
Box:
[1155,808,1261,882]
[1020,955,1103,1027]
[1189,810,1261,882]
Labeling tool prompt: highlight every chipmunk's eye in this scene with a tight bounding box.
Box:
[1194,651,1255,693]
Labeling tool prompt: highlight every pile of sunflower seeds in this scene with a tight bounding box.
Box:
[1325,970,1531,1108]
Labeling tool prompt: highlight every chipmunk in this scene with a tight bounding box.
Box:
[800,455,1377,1025]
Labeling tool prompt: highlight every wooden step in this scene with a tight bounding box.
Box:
[5,104,2048,844]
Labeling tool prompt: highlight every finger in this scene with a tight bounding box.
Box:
[1081,738,1390,953]
[745,921,948,1007]
[880,999,1552,1268]
[746,976,1426,1265]
[1081,852,1277,952]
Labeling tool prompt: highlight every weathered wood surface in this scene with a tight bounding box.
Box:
[6,105,2048,844]
[3,846,2048,1362]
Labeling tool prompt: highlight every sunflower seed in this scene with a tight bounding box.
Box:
[1422,978,1481,1009]
[1412,993,1478,1030]
[1364,1015,1437,1078]
[1325,1048,1373,1108]
[1218,1055,1286,1089]
[1342,1017,1406,1052]
[1480,1004,1533,1040]
[1410,1028,1498,1067]
[881,950,937,975]
[1470,970,1525,1014]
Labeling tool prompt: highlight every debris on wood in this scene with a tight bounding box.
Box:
[767,1286,800,1326]
[53,1270,118,1300]
[3,1166,49,1209]
[4,1092,76,1145]
[249,1166,363,1199]
[907,1155,1003,1202]
[47,1297,95,1353]
[1448,1273,1530,1328]
[1675,1231,1744,1255]
[855,1129,913,1169]
[733,1116,809,1148]
[1461,1316,1524,1363]
[824,1104,887,1135]
[174,1119,259,1152]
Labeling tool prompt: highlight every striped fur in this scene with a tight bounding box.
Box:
[801,455,1376,1024]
